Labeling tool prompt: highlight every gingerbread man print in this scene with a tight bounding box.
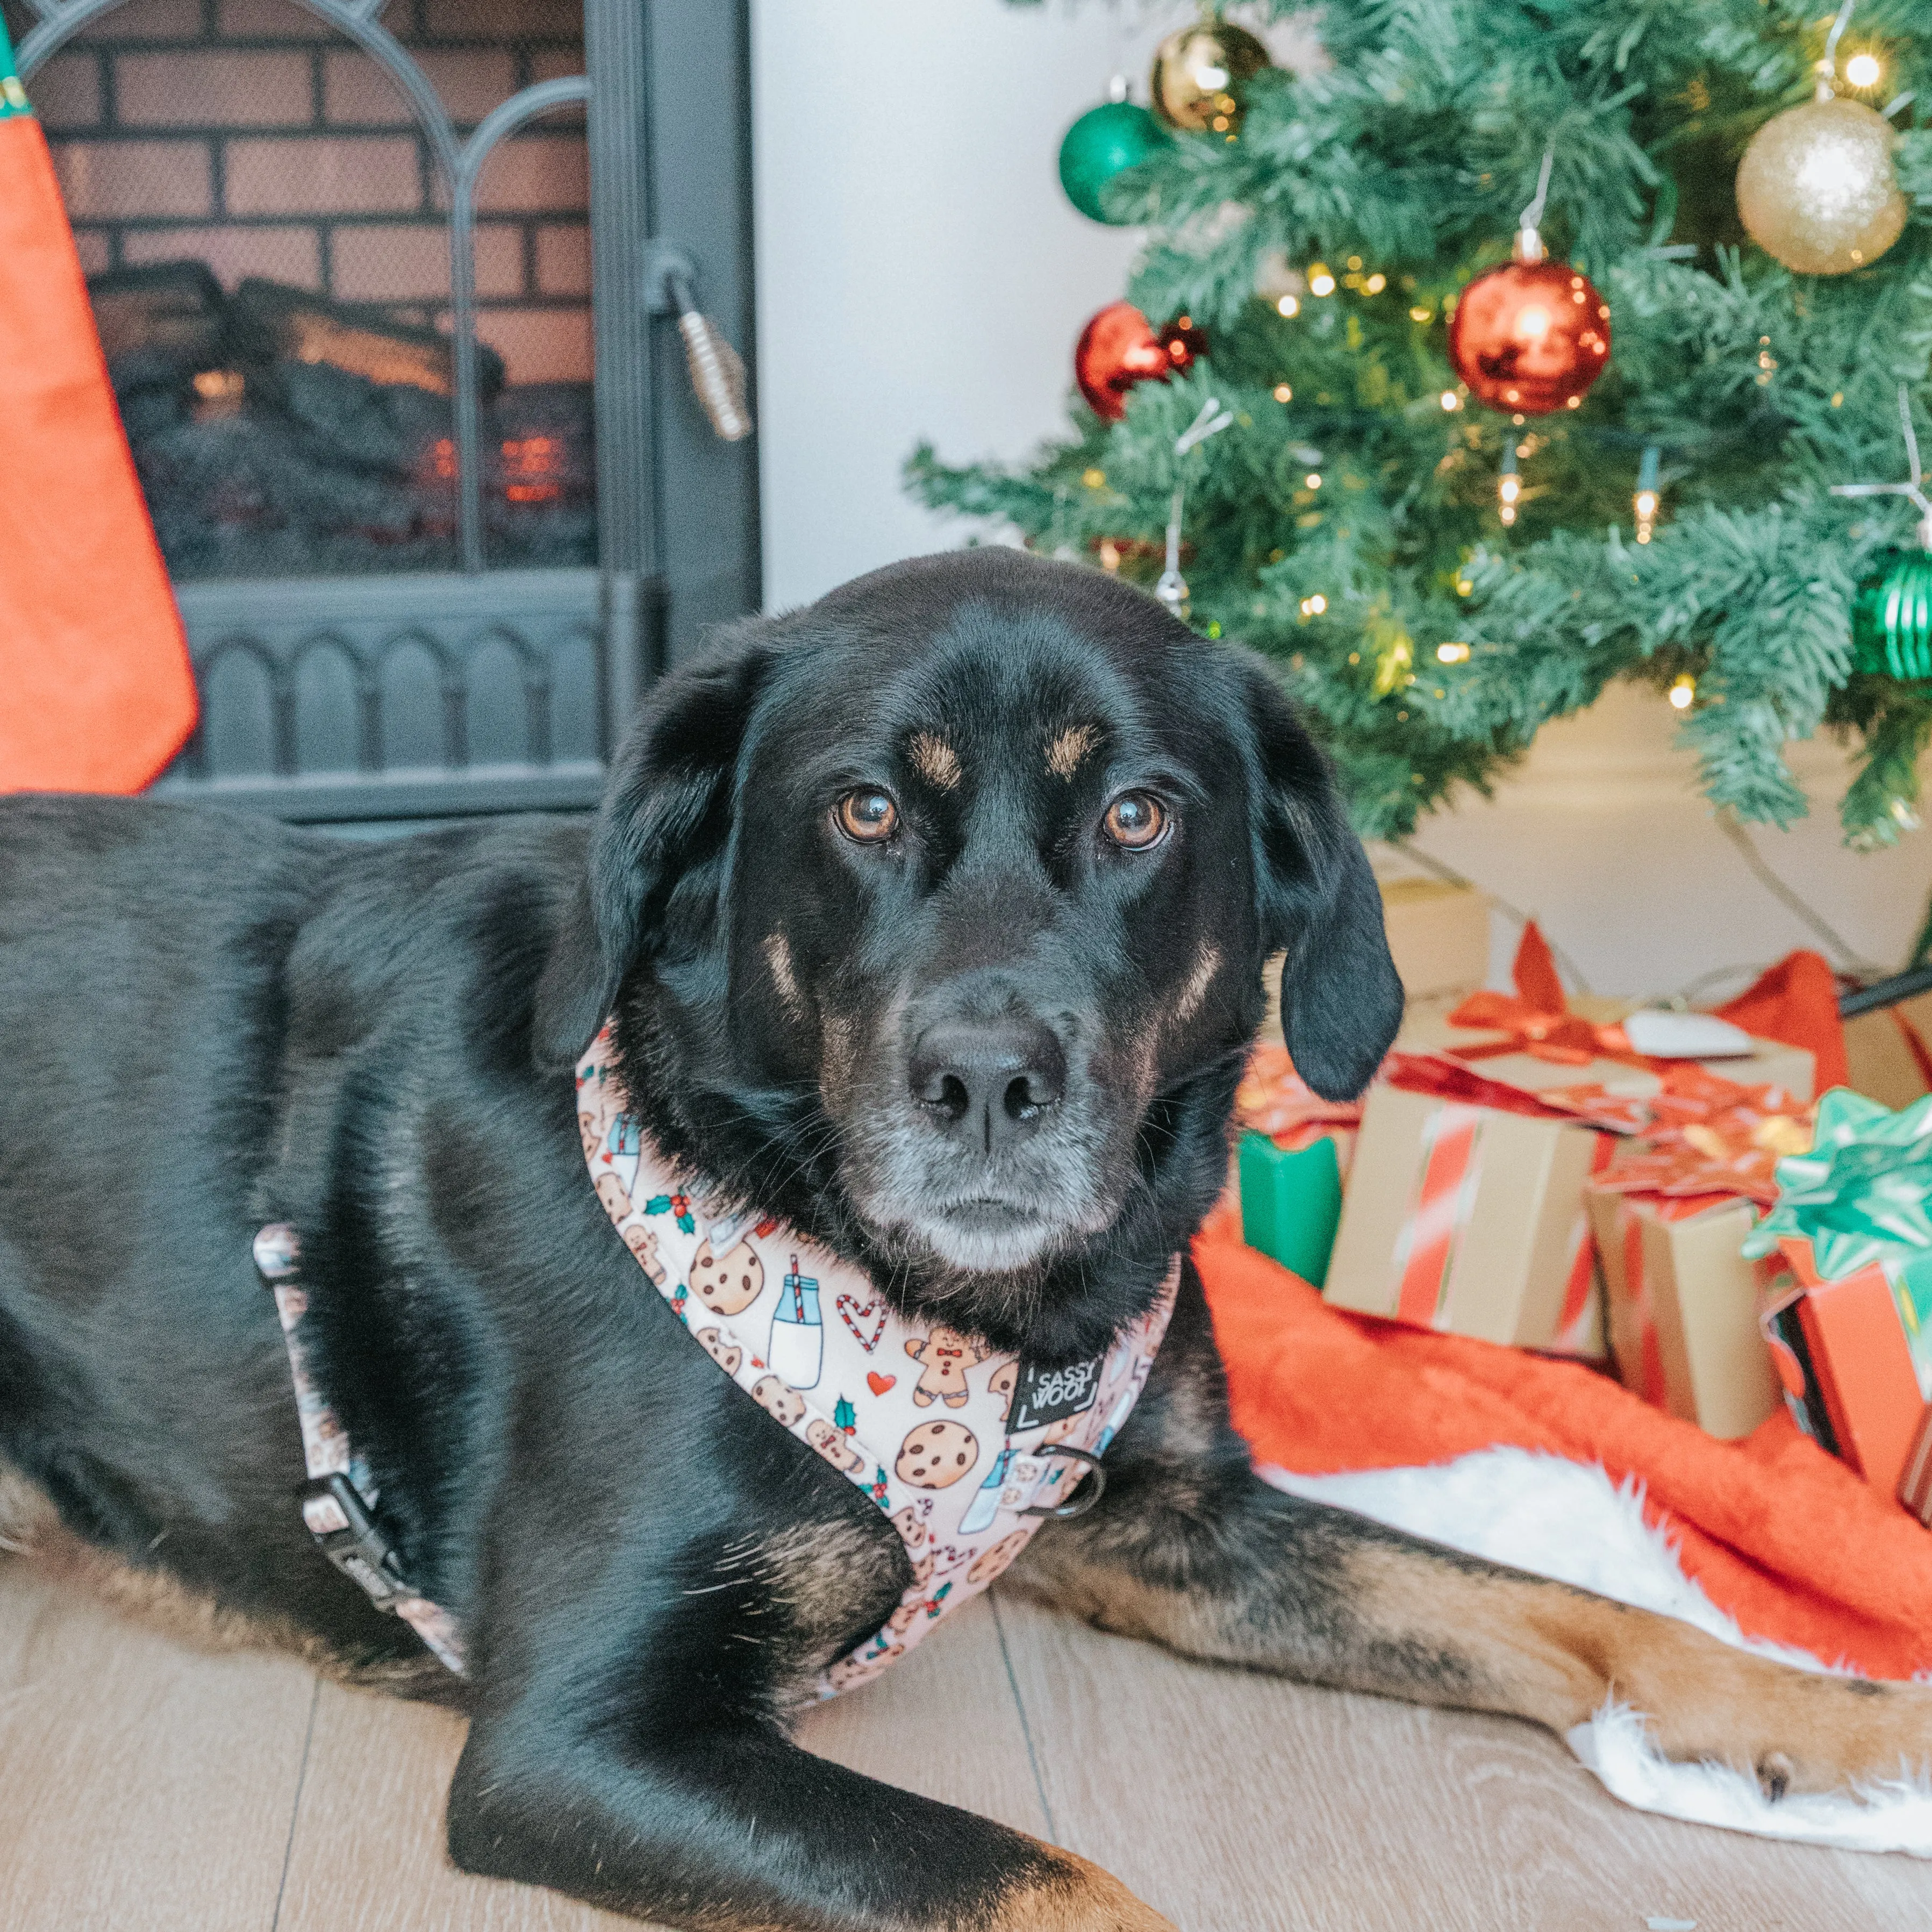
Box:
[805,1417,864,1476]
[904,1327,989,1409]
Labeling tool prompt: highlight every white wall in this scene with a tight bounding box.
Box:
[749,0,1932,999]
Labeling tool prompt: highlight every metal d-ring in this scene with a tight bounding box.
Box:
[1021,1446,1107,1519]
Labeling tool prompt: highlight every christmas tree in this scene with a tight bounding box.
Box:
[910,1,1932,856]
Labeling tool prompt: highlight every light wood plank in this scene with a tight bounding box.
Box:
[0,1558,316,1932]
[277,1593,1044,1932]
[993,1588,1932,1932]
[276,1680,636,1932]
[797,1592,1053,1840]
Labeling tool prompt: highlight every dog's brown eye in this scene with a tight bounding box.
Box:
[1103,792,1167,850]
[835,789,899,843]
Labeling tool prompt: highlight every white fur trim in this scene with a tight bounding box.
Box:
[1258,1449,1932,1856]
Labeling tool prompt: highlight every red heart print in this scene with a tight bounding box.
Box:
[838,1293,886,1353]
[867,1371,896,1397]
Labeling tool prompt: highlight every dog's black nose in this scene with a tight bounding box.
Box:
[909,1017,1067,1151]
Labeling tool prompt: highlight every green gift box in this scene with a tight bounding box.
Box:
[1238,1130,1344,1287]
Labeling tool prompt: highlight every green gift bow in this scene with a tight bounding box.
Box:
[1743,1089,1932,1292]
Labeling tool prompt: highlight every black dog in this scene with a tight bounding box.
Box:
[2,550,1925,1932]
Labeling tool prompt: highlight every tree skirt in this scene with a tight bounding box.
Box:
[1194,1228,1932,1855]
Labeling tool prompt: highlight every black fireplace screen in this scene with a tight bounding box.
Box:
[10,0,758,823]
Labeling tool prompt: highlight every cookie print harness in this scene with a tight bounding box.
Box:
[251,1026,1175,1695]
[577,1028,1178,1697]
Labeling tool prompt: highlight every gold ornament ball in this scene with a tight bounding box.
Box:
[1149,19,1272,137]
[1736,95,1907,276]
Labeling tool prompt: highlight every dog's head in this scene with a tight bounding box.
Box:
[540,550,1400,1357]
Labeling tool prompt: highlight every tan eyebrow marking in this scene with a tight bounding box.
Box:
[762,929,805,1019]
[910,732,962,791]
[1046,723,1100,779]
[1171,942,1222,1027]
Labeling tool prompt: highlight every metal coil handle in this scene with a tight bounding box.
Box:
[644,240,754,444]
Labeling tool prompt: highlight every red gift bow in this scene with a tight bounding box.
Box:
[1445,922,1649,1068]
[1590,1064,1813,1211]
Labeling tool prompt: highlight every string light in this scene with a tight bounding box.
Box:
[1410,305,1433,323]
[1436,641,1471,663]
[1440,390,1461,411]
[1273,383,1293,402]
[1300,593,1328,616]
[1308,264,1337,296]
[1845,51,1883,89]
[1669,674,1696,710]
[1498,443,1521,525]
[1081,467,1106,489]
[1305,471,1322,490]
[1364,273,1386,294]
[1634,445,1661,544]
[1277,294,1300,317]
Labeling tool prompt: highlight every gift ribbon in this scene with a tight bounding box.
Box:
[1445,922,1650,1069]
[1392,1101,1485,1327]
[1382,1052,1649,1134]
[1591,1063,1812,1211]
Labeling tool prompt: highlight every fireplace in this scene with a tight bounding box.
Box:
[8,0,758,823]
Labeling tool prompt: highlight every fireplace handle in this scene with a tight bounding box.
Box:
[643,242,753,444]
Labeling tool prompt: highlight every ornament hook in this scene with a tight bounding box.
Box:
[1156,397,1236,614]
[1515,145,1555,263]
[1819,0,1857,99]
[1830,385,1932,552]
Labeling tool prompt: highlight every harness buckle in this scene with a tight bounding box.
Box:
[1022,1444,1107,1520]
[297,1472,412,1612]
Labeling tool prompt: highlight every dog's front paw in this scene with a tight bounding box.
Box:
[992,1848,1176,1931]
[1637,1643,1932,1797]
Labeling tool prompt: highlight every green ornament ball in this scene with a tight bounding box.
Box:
[1852,550,1932,681]
[1058,100,1167,225]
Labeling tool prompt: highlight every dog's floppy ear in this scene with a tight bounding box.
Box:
[533,626,771,1063]
[1240,662,1404,1099]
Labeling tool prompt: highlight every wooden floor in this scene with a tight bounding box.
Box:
[3,1559,1929,1930]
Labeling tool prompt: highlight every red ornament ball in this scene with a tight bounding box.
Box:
[1074,302,1206,421]
[1447,257,1611,415]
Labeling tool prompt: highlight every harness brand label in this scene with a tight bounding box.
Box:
[1008,1354,1103,1434]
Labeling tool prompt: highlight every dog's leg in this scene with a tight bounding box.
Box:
[1013,1260,1932,1798]
[446,1708,1172,1931]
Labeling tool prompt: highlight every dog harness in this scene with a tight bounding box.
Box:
[255,1025,1175,1695]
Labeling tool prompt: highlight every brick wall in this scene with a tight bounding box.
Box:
[10,0,591,385]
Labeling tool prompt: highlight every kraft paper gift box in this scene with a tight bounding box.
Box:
[1747,1089,1932,1499]
[1375,872,1492,1005]
[1844,992,1932,1112]
[1585,1064,1813,1439]
[1587,1192,1781,1441]
[1321,1056,1630,1352]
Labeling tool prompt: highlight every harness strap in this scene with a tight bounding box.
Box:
[253,1225,467,1675]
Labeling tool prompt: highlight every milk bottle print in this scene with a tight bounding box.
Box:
[769,1254,823,1389]
[956,1444,1012,1536]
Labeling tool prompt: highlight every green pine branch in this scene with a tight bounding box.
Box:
[918,0,1932,845]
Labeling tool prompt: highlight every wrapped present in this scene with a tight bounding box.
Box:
[1398,924,1818,1099]
[1321,1052,1642,1352]
[1584,1065,1811,1440]
[1747,1089,1932,1497]
[1375,872,1492,1004]
[1232,1044,1360,1286]
[1898,1401,1932,1526]
[1844,992,1932,1112]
